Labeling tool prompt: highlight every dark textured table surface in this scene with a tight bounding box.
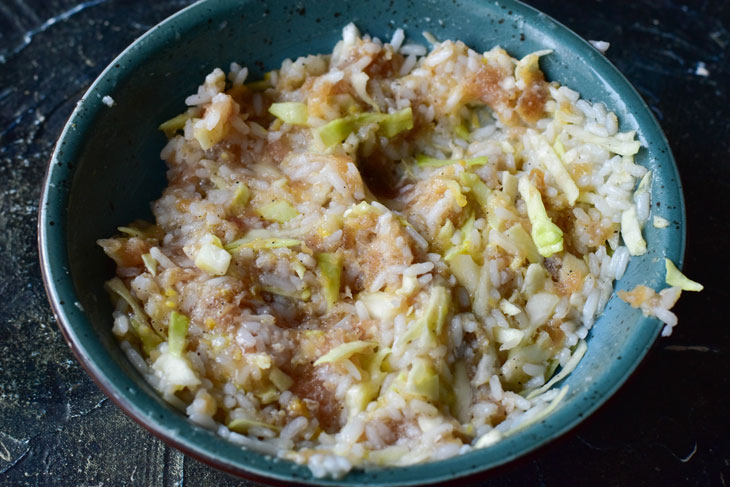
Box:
[1,1,727,485]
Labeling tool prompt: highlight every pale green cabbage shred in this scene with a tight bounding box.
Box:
[268,102,309,125]
[665,259,703,291]
[518,176,564,257]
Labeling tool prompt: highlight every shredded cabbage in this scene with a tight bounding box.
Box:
[269,367,294,391]
[525,292,560,328]
[486,191,514,231]
[268,102,309,125]
[505,385,569,437]
[168,311,189,358]
[665,258,703,291]
[621,206,647,256]
[406,357,440,401]
[460,172,490,208]
[372,107,414,137]
[105,277,163,353]
[518,176,564,257]
[117,226,148,238]
[454,123,470,141]
[504,223,541,264]
[501,343,554,388]
[565,125,642,156]
[448,254,480,296]
[256,200,298,223]
[344,200,381,218]
[397,286,449,350]
[526,130,579,205]
[653,215,670,228]
[633,170,652,226]
[345,382,378,416]
[228,417,280,434]
[246,353,272,369]
[317,117,357,147]
[451,360,473,423]
[152,352,200,389]
[257,387,279,405]
[348,350,391,417]
[245,72,272,91]
[494,327,525,351]
[552,138,566,158]
[368,347,391,376]
[396,275,419,296]
[158,112,190,138]
[317,252,342,309]
[515,49,552,81]
[445,180,468,208]
[443,214,475,261]
[225,237,301,252]
[526,340,586,399]
[317,107,413,148]
[521,263,547,295]
[367,445,410,464]
[230,182,250,208]
[474,429,503,449]
[141,253,157,276]
[501,172,518,200]
[472,260,491,320]
[350,71,379,110]
[499,299,522,316]
[193,106,231,150]
[261,286,311,301]
[434,220,455,252]
[636,170,652,195]
[358,292,400,321]
[130,317,162,355]
[314,341,377,366]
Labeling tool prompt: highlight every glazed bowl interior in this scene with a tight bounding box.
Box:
[39,0,685,485]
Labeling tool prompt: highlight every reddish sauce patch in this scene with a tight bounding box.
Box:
[289,366,343,433]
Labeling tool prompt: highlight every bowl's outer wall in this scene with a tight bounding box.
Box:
[40,0,684,485]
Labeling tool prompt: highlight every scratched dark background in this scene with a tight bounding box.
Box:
[0,0,727,486]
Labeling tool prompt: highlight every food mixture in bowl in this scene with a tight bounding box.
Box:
[98,24,698,478]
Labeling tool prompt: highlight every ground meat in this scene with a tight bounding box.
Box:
[543,318,566,346]
[363,48,404,79]
[465,47,549,126]
[515,67,549,123]
[402,169,465,239]
[468,65,514,116]
[618,285,655,308]
[289,365,343,433]
[341,210,415,292]
[555,253,588,296]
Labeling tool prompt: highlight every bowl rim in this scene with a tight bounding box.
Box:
[38,0,686,485]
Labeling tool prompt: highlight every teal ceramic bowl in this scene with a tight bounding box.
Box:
[38,0,685,484]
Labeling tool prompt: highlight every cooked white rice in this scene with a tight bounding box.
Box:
[97,24,689,479]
